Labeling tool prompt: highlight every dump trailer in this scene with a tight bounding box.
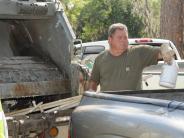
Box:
[0,0,82,137]
[0,0,77,112]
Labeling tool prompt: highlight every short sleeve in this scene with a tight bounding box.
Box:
[90,58,100,84]
[138,45,160,68]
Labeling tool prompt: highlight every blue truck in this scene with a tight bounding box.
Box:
[69,90,184,138]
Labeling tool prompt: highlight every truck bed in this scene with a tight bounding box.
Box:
[70,91,184,138]
[103,89,184,102]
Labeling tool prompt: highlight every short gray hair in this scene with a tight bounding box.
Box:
[108,23,128,37]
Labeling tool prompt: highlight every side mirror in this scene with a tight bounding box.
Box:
[73,39,82,55]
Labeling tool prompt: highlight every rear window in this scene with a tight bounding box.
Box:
[130,43,163,47]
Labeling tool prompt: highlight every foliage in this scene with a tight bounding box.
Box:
[131,0,161,37]
[77,0,144,42]
[60,0,89,32]
[61,0,161,42]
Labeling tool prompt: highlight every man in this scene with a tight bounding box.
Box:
[89,23,174,91]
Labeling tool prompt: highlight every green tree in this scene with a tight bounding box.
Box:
[61,0,161,41]
[77,0,144,41]
[60,0,90,32]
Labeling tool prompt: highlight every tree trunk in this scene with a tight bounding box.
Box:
[160,0,184,58]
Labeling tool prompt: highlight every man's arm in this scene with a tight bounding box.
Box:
[88,80,98,92]
[157,51,162,60]
[88,56,100,92]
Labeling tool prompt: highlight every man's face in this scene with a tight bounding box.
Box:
[108,29,128,51]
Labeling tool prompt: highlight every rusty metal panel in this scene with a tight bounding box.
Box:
[0,80,70,99]
[0,56,71,99]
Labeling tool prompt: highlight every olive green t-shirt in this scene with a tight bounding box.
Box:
[90,45,160,91]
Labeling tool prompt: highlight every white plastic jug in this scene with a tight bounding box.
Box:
[159,59,179,88]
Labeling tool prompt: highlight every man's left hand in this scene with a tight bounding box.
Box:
[160,44,175,64]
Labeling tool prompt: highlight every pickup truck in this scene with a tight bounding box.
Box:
[74,38,184,90]
[69,90,184,138]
